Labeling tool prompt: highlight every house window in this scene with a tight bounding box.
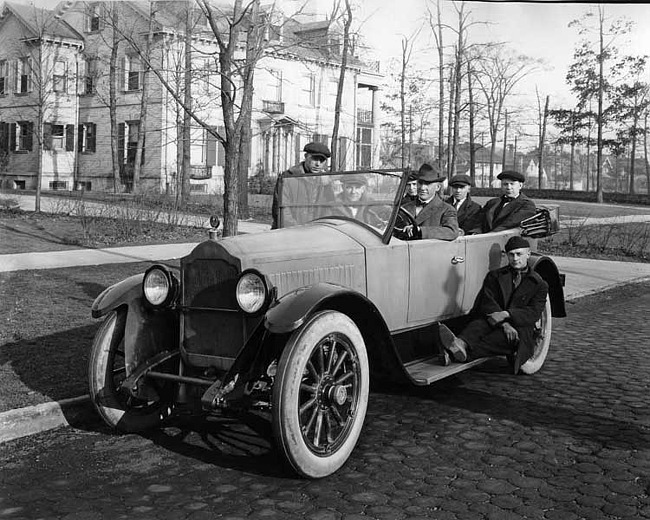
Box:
[118,121,144,165]
[124,55,142,91]
[86,4,101,32]
[327,78,338,106]
[10,121,33,152]
[44,123,74,151]
[313,133,329,147]
[80,57,96,94]
[0,60,7,95]
[356,127,372,168]
[303,74,316,106]
[14,58,32,94]
[49,181,68,190]
[270,70,282,102]
[78,122,96,153]
[203,59,217,94]
[53,60,67,92]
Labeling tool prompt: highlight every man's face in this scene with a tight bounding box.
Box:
[507,247,531,270]
[451,184,470,201]
[418,180,440,201]
[343,183,365,202]
[501,179,522,198]
[406,180,418,197]
[304,153,328,173]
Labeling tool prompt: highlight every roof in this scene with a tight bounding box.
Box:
[1,1,83,42]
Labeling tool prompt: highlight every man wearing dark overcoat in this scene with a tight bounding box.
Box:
[445,174,482,235]
[400,163,459,241]
[271,142,330,229]
[480,170,537,233]
[328,174,383,228]
[438,236,549,374]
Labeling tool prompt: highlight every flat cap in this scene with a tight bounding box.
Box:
[342,173,367,186]
[303,142,331,158]
[407,170,418,182]
[505,235,531,252]
[449,174,472,187]
[417,163,446,183]
[497,170,525,182]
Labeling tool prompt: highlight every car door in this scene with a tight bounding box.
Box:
[406,237,466,326]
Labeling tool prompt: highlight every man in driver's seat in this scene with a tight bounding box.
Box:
[329,174,383,228]
[399,163,459,240]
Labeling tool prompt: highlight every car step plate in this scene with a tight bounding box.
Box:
[405,356,488,385]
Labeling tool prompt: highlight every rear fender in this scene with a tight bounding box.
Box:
[92,274,179,376]
[265,283,412,385]
[530,253,567,318]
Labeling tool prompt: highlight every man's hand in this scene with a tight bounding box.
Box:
[402,224,420,239]
[487,310,510,327]
[502,322,519,345]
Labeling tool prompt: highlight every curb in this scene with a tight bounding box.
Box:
[2,276,650,445]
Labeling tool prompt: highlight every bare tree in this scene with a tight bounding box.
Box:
[537,91,549,190]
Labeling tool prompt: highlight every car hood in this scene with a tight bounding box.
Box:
[190,221,370,297]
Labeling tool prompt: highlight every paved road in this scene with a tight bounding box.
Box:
[1,283,649,519]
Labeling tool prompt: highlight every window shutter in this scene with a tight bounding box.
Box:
[65,124,74,151]
[13,61,18,92]
[217,126,225,167]
[120,57,127,90]
[26,58,32,92]
[9,122,16,151]
[88,123,96,152]
[25,122,33,151]
[78,123,84,151]
[43,123,52,150]
[0,122,7,152]
[78,59,86,95]
[118,122,125,161]
[206,128,217,166]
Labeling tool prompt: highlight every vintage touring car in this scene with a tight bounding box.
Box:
[89,169,566,478]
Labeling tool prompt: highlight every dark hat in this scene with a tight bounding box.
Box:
[417,163,446,183]
[449,174,472,187]
[497,170,525,182]
[505,236,531,252]
[303,142,331,158]
[407,170,418,182]
[342,173,367,186]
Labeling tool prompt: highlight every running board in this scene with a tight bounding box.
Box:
[404,356,489,385]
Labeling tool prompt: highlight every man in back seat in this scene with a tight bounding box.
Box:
[480,170,537,233]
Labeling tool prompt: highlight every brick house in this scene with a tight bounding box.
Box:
[0,1,382,194]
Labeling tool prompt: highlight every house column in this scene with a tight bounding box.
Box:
[371,87,380,168]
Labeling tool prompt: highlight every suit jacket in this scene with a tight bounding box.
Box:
[271,163,323,229]
[472,266,549,372]
[328,194,383,228]
[401,196,459,240]
[480,193,537,233]
[445,195,482,235]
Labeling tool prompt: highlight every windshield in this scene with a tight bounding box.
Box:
[277,170,406,240]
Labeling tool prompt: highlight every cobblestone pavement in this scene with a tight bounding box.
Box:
[1,283,650,520]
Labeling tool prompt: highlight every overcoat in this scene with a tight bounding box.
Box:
[401,196,459,240]
[445,195,482,234]
[271,163,323,229]
[327,194,384,228]
[480,193,537,233]
[462,266,549,373]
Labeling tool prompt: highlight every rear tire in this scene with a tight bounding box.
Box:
[89,310,172,432]
[272,310,369,478]
[520,296,552,375]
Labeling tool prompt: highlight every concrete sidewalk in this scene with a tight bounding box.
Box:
[2,243,650,445]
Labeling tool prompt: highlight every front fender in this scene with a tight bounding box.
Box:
[92,274,144,318]
[265,283,413,386]
[530,253,567,318]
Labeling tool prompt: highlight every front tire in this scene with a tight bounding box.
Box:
[89,310,172,432]
[520,296,552,374]
[272,310,369,478]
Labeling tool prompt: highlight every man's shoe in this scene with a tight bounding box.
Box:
[438,324,468,363]
[438,348,451,366]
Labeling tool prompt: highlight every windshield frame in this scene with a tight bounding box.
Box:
[277,169,409,244]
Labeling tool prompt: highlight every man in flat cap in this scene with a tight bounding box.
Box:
[401,170,418,204]
[445,174,482,235]
[480,170,537,233]
[399,163,459,240]
[438,236,548,374]
[271,141,331,229]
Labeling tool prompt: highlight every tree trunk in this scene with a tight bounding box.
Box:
[501,110,508,170]
[644,112,650,197]
[436,1,444,172]
[595,6,605,203]
[467,61,476,182]
[630,111,638,194]
[400,38,407,169]
[109,6,120,193]
[538,95,549,190]
[569,111,576,190]
[331,0,352,171]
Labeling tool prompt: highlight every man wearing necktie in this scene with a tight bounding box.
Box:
[437,236,549,374]
[479,170,537,233]
[445,174,482,235]
[399,163,459,240]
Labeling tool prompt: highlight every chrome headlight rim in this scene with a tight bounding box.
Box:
[236,269,272,316]
[143,264,178,309]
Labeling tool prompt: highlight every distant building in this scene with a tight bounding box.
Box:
[0,1,383,193]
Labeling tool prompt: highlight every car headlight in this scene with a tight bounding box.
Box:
[143,265,178,308]
[236,270,270,314]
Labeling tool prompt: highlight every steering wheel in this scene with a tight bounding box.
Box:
[393,207,419,240]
